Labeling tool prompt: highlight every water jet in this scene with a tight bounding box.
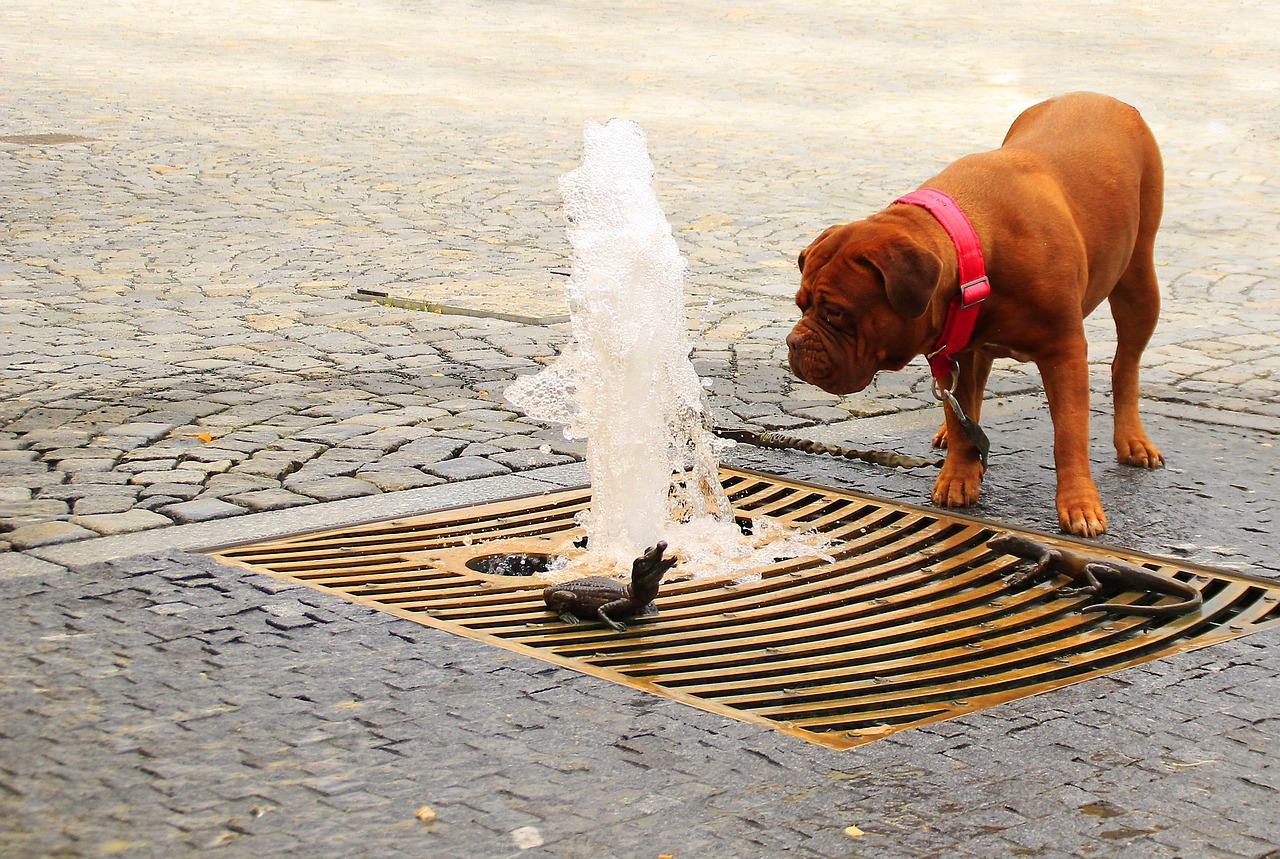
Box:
[507,119,826,580]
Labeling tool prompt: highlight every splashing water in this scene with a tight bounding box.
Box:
[506,119,827,580]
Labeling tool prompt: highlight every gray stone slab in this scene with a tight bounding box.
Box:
[69,509,172,536]
[226,488,318,512]
[30,472,565,565]
[7,520,97,549]
[0,498,69,527]
[159,498,248,524]
[353,467,444,492]
[290,424,377,445]
[490,449,577,471]
[127,468,208,486]
[96,421,175,442]
[71,492,140,515]
[285,476,381,502]
[423,456,513,481]
[0,551,66,578]
[139,482,204,502]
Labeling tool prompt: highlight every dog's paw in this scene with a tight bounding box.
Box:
[1115,437,1164,469]
[931,422,949,450]
[1057,496,1108,537]
[931,466,982,508]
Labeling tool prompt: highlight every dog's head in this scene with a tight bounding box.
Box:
[786,219,944,395]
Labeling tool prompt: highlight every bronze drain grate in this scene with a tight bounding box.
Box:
[206,468,1280,749]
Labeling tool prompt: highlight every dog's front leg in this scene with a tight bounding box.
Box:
[1037,343,1108,537]
[930,354,991,508]
[931,352,993,450]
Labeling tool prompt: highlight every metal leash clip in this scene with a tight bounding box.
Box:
[928,353,959,403]
[938,387,990,470]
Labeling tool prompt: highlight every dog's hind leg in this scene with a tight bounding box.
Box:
[1108,259,1163,468]
[1108,157,1164,469]
[1111,124,1162,471]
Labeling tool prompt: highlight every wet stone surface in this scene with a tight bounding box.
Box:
[2,528,1277,857]
[730,399,1280,575]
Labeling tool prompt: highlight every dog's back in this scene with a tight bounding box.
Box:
[1002,92,1164,270]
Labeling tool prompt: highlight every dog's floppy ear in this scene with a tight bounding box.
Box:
[861,236,944,319]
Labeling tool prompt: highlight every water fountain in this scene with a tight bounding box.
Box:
[207,120,1271,743]
[209,122,1267,738]
[507,119,826,580]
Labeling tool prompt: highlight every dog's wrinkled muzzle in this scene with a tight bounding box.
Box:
[787,321,877,396]
[786,325,833,386]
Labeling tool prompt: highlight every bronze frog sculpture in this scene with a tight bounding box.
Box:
[988,532,1202,616]
[543,541,676,631]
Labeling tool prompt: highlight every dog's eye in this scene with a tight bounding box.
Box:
[824,307,843,325]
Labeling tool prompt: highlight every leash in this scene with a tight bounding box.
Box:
[712,426,942,469]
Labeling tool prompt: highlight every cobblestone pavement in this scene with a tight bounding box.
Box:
[3,411,1279,859]
[2,1,1278,857]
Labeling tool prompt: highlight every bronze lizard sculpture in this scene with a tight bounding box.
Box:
[543,541,677,631]
[987,532,1203,616]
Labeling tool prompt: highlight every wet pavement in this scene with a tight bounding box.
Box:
[2,1,1278,857]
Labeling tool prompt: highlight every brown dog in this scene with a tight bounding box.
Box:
[787,92,1164,537]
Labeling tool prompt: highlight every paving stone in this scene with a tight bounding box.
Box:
[788,405,851,422]
[230,458,303,480]
[128,469,208,486]
[284,462,363,483]
[224,488,317,513]
[754,414,813,430]
[0,487,33,504]
[138,483,203,501]
[96,422,176,442]
[459,442,505,457]
[422,456,513,481]
[395,437,469,464]
[67,471,132,486]
[278,477,381,502]
[71,492,142,515]
[336,427,428,453]
[54,457,119,473]
[455,408,518,423]
[202,474,280,498]
[115,459,180,474]
[159,498,248,524]
[0,471,68,491]
[490,450,577,470]
[353,467,444,492]
[4,408,83,432]
[69,509,172,536]
[0,499,70,529]
[728,402,782,420]
[6,520,97,549]
[0,552,66,578]
[290,425,377,445]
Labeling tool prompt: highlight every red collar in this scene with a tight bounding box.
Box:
[893,188,990,384]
